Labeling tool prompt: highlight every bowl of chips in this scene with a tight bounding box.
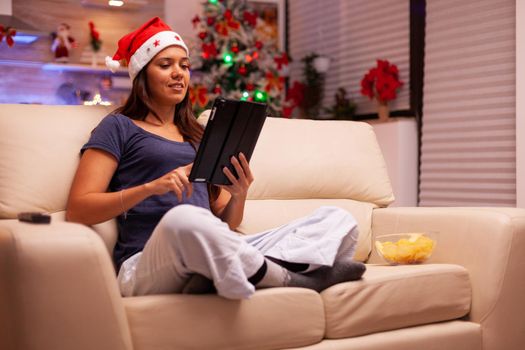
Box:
[374,233,437,265]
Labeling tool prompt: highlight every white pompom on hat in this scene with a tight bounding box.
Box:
[105,17,189,81]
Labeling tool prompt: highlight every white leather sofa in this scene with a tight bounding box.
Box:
[1,104,524,350]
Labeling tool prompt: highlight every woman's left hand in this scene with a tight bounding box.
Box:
[219,152,254,199]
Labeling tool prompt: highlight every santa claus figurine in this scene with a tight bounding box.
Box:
[51,23,76,63]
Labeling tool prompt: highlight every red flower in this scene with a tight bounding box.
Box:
[190,85,209,108]
[287,81,305,107]
[88,21,102,52]
[264,71,284,92]
[360,59,403,103]
[214,22,228,36]
[274,53,289,69]
[282,106,294,118]
[243,11,257,27]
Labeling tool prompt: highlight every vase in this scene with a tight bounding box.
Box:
[377,103,390,122]
[91,51,98,67]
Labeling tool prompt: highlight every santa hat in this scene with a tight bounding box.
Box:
[105,17,189,80]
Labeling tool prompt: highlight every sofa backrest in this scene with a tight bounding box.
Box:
[0,104,112,217]
[248,117,394,205]
[0,104,116,250]
[0,104,394,261]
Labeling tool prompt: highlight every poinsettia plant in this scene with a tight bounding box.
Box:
[88,21,102,52]
[360,59,403,104]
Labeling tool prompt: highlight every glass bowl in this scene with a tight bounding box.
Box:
[374,232,437,265]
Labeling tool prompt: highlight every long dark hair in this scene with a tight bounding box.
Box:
[113,66,220,202]
[114,68,203,146]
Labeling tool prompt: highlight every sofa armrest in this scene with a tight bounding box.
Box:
[371,207,525,350]
[0,220,132,350]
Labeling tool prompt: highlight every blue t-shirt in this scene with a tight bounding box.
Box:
[81,114,210,270]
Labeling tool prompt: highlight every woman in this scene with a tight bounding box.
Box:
[66,17,365,300]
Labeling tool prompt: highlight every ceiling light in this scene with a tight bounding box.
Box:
[108,0,124,6]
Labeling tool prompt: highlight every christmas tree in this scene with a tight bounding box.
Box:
[190,0,289,117]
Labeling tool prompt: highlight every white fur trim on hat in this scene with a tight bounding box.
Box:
[128,30,189,80]
[105,56,121,72]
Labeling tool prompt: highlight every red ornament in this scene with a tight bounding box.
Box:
[231,44,239,53]
[198,31,207,40]
[246,83,255,91]
[238,65,247,75]
[243,11,257,27]
[224,9,233,20]
[213,85,222,94]
[201,42,218,59]
[255,41,263,50]
[207,16,216,26]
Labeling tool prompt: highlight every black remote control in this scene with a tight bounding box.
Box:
[17,212,51,224]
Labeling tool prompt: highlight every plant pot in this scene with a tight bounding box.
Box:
[377,103,390,122]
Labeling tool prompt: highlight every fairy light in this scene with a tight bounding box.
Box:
[83,93,112,106]
[222,52,234,65]
[240,91,250,101]
[254,90,267,102]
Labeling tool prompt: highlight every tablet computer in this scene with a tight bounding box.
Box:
[189,97,268,185]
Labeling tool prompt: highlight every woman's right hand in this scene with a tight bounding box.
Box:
[145,163,193,201]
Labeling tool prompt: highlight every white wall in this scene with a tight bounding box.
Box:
[517,0,524,208]
[0,0,12,15]
[371,119,418,207]
[164,0,201,45]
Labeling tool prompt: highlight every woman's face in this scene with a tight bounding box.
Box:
[146,46,190,107]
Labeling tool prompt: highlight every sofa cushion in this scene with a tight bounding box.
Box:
[247,117,395,207]
[0,104,112,219]
[321,264,471,338]
[238,199,376,262]
[123,287,325,350]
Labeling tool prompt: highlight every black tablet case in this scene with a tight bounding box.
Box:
[189,97,268,185]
